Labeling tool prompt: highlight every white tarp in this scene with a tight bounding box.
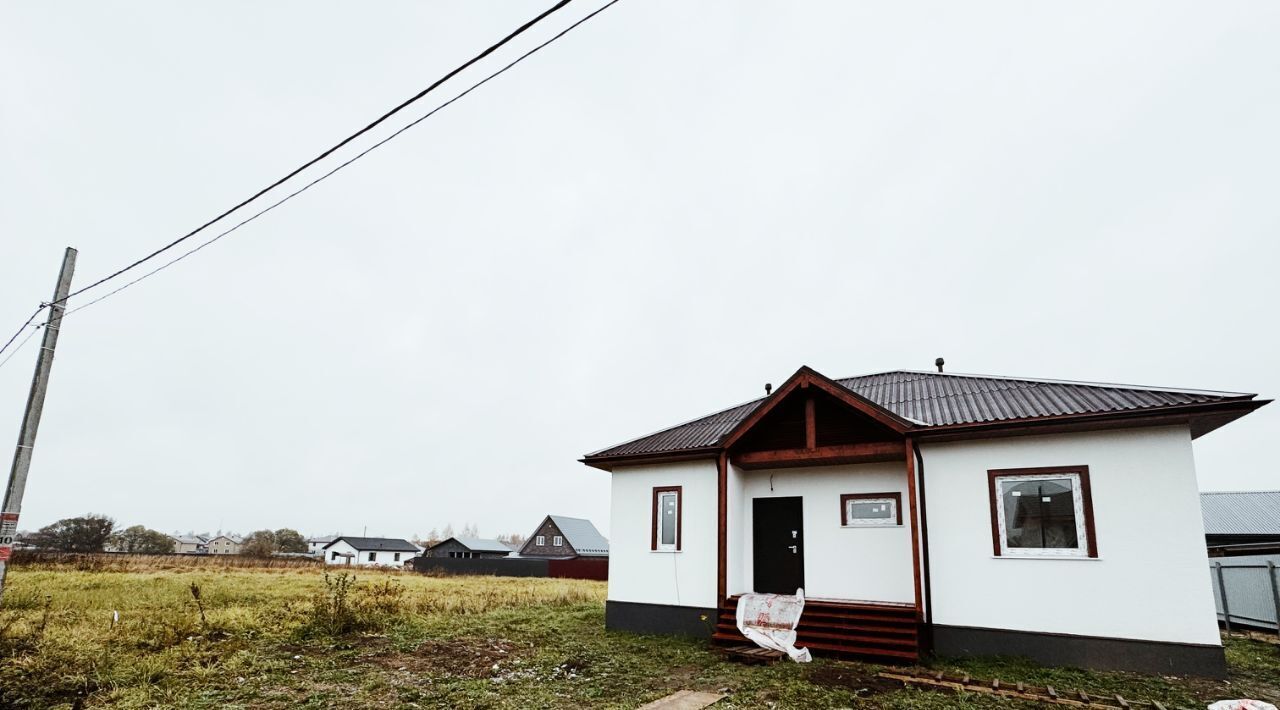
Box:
[735,588,812,662]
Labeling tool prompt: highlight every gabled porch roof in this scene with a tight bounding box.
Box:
[582,366,1267,469]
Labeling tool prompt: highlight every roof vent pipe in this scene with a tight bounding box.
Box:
[765,383,773,395]
[935,357,945,373]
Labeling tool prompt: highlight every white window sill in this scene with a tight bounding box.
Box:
[841,524,903,529]
[992,554,1100,561]
[651,549,681,554]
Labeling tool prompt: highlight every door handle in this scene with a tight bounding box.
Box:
[788,545,797,554]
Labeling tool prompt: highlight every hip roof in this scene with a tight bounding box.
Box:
[585,368,1264,462]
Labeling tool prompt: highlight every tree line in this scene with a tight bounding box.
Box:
[411,523,526,549]
[18,515,311,557]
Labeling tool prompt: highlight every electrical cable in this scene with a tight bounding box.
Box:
[55,0,625,322]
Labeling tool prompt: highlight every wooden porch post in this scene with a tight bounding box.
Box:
[717,451,728,606]
[904,437,924,621]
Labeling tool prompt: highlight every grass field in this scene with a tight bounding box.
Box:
[1,563,1277,709]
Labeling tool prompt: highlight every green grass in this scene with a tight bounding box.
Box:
[1,566,1277,708]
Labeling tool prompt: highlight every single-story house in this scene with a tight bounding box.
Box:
[206,534,242,555]
[170,535,208,555]
[422,537,513,559]
[581,365,1269,677]
[516,515,609,559]
[323,536,420,567]
[1201,490,1280,556]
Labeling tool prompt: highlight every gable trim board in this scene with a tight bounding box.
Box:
[585,366,1268,677]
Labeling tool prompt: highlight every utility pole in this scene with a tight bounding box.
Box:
[0,247,77,603]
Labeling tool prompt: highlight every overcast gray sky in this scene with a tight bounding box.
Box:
[2,1,1277,541]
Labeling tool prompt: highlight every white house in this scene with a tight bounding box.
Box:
[322,536,420,567]
[306,535,336,557]
[581,365,1270,677]
[206,534,242,555]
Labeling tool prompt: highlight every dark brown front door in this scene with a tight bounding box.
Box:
[753,497,805,594]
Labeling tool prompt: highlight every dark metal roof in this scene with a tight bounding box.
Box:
[1201,491,1280,536]
[323,536,420,552]
[586,370,1260,460]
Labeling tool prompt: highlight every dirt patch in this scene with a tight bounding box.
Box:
[807,664,902,697]
[363,637,519,678]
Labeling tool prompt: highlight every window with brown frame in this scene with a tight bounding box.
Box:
[651,486,682,551]
[840,492,902,527]
[988,465,1098,558]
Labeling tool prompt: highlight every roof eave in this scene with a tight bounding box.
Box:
[910,398,1268,442]
[580,446,722,471]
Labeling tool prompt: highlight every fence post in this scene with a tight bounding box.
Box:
[1215,561,1231,634]
[1268,561,1280,639]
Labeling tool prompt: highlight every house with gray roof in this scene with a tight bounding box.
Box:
[1201,490,1280,551]
[517,515,609,559]
[322,536,421,567]
[423,537,513,559]
[582,364,1269,678]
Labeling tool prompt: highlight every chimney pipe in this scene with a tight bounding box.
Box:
[935,357,945,373]
[765,383,773,395]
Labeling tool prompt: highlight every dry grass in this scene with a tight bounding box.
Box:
[9,550,324,572]
[1,565,1277,709]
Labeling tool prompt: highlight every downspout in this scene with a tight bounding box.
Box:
[912,440,934,650]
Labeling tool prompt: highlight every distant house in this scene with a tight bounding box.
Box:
[170,535,208,555]
[323,536,420,567]
[423,537,513,559]
[306,535,336,557]
[517,515,609,559]
[206,534,242,555]
[1201,490,1280,554]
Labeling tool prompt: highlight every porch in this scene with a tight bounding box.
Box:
[712,596,920,662]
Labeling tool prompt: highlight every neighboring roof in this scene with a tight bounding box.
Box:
[207,534,242,543]
[586,369,1265,461]
[429,537,513,554]
[1201,491,1280,536]
[170,535,207,545]
[306,535,336,544]
[548,515,609,556]
[323,536,420,552]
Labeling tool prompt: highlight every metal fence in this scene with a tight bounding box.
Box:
[1209,555,1280,634]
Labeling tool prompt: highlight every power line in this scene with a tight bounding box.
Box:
[56,0,572,306]
[0,325,40,373]
[54,0,625,322]
[0,0,592,359]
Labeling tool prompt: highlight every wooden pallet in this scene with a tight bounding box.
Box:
[879,671,1196,710]
[717,644,785,664]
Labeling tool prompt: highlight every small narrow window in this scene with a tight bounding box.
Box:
[331,551,338,561]
[368,552,376,562]
[536,535,546,546]
[841,493,902,527]
[553,536,563,547]
[394,552,401,562]
[989,466,1097,558]
[652,486,682,551]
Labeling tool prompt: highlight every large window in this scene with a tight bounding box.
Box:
[840,492,902,527]
[652,486,682,551]
[988,466,1097,558]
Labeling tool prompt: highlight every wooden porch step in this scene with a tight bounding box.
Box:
[718,611,917,634]
[711,632,919,661]
[714,627,918,650]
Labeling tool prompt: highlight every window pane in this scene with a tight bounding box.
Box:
[849,500,893,520]
[660,493,678,545]
[1002,478,1078,549]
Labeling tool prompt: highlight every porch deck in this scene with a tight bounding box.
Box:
[712,596,920,663]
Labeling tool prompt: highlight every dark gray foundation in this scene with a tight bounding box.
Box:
[605,600,718,638]
[932,624,1227,678]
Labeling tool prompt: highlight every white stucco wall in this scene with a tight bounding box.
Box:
[608,460,719,609]
[922,426,1220,645]
[323,540,415,567]
[735,463,915,603]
